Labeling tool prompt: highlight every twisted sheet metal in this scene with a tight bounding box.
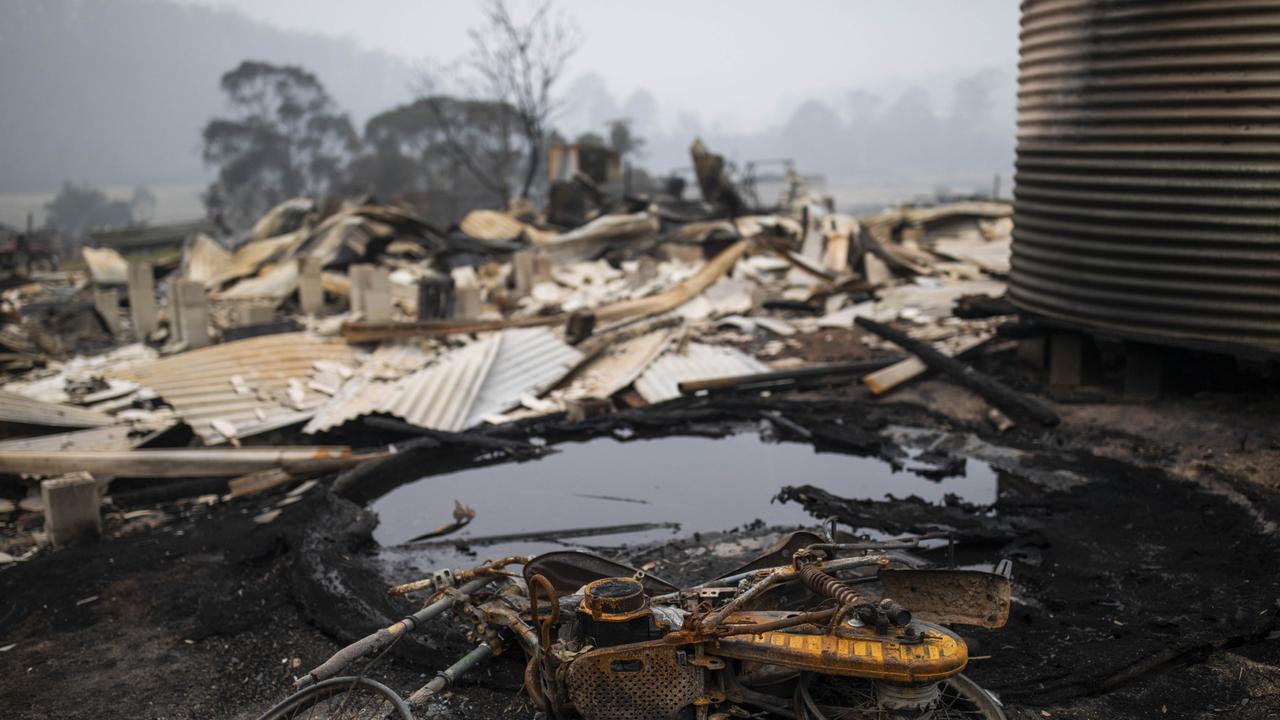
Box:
[1011,0,1280,353]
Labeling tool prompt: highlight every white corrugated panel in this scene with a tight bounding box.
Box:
[108,333,355,444]
[303,329,582,434]
[302,341,436,433]
[634,343,769,404]
[465,328,585,427]
[382,334,500,431]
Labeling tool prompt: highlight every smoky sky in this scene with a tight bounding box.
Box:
[1,0,1021,212]
[172,0,1020,134]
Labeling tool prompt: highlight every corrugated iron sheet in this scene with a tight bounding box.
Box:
[384,333,501,431]
[108,332,355,444]
[1011,0,1280,353]
[0,389,117,428]
[304,329,583,433]
[185,233,233,283]
[635,343,768,403]
[465,327,585,426]
[302,342,436,433]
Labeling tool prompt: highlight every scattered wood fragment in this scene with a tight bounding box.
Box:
[862,335,990,395]
[986,408,1015,432]
[405,500,476,543]
[855,317,1060,427]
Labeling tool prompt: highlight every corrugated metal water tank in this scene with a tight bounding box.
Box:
[1011,0,1280,354]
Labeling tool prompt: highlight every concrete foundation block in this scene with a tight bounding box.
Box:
[41,472,101,547]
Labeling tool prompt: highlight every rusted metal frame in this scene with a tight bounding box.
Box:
[655,555,888,606]
[698,556,889,632]
[387,555,531,597]
[476,597,540,651]
[528,574,560,655]
[700,571,787,629]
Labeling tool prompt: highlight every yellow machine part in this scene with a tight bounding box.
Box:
[708,612,967,683]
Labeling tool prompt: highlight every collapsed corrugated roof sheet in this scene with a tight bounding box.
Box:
[634,343,769,403]
[304,328,582,433]
[465,328,584,426]
[301,341,438,433]
[183,233,233,283]
[107,332,355,444]
[0,389,117,428]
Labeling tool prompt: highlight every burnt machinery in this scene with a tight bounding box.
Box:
[258,529,1012,720]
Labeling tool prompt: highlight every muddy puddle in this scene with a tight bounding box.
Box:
[370,431,998,568]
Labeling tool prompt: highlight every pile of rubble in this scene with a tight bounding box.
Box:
[0,141,1025,556]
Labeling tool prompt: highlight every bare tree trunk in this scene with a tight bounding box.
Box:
[520,137,542,200]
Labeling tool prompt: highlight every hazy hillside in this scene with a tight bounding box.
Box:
[0,0,416,193]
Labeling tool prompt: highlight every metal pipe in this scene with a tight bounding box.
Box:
[0,446,361,478]
[296,576,494,688]
[405,642,495,708]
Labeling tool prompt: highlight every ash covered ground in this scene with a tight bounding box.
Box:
[4,373,1280,720]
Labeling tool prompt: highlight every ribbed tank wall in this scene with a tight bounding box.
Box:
[1011,0,1280,353]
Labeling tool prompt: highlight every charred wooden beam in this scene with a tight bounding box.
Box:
[855,317,1060,427]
